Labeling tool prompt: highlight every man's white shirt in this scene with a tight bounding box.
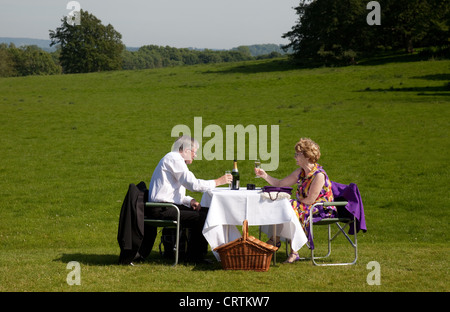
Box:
[149,152,216,207]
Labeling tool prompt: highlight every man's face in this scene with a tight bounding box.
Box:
[181,147,197,164]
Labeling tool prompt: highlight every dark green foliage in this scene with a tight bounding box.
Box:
[0,43,61,77]
[283,0,450,65]
[49,10,125,73]
[121,45,255,70]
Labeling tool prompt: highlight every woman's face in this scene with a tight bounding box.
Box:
[294,151,305,167]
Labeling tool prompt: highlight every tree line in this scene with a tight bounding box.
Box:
[0,42,282,77]
[122,45,285,70]
[283,0,449,65]
[0,43,61,77]
[1,2,448,77]
[0,10,281,77]
[122,45,252,70]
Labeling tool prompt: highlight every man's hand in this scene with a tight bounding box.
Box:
[190,199,201,211]
[215,173,233,186]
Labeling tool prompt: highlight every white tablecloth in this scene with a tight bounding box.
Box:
[201,188,308,260]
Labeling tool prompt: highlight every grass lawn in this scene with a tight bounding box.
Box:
[0,55,449,292]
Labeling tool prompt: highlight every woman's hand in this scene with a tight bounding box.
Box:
[258,167,300,187]
[255,168,268,179]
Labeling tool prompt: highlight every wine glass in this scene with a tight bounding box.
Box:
[225,170,231,189]
[254,160,261,178]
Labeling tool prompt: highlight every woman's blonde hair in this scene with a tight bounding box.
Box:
[295,138,321,163]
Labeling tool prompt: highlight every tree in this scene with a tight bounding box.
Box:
[0,44,16,77]
[283,0,450,65]
[283,0,371,65]
[49,10,124,73]
[12,45,61,76]
[0,43,60,77]
[381,0,450,53]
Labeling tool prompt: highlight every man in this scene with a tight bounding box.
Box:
[147,135,232,263]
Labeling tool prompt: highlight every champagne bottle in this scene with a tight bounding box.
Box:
[231,159,240,190]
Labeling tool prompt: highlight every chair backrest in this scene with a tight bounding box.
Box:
[331,181,366,233]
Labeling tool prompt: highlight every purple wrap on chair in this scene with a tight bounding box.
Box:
[331,181,367,234]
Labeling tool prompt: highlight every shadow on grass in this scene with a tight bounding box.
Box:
[53,253,222,270]
[357,52,428,66]
[357,84,450,96]
[204,58,300,74]
[412,73,450,81]
[356,59,450,96]
[54,253,119,266]
[205,53,441,75]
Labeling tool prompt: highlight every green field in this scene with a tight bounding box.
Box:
[0,55,449,292]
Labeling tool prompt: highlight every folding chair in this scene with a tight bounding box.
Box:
[144,202,181,266]
[302,201,358,266]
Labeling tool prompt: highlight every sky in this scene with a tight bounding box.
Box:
[0,0,300,49]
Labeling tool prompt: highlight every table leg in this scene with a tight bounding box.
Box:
[272,224,277,265]
[226,225,229,243]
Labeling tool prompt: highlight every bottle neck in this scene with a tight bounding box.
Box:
[233,161,238,171]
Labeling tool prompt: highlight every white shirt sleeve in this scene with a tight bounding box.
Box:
[149,152,216,207]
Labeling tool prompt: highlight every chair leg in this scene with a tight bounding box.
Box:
[311,220,357,266]
[311,224,332,261]
[174,207,181,266]
[173,224,180,266]
[305,202,358,266]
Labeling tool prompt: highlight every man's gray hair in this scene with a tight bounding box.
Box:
[171,135,199,152]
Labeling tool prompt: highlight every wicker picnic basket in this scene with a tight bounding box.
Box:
[213,220,279,272]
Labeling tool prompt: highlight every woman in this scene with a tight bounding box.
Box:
[256,138,335,263]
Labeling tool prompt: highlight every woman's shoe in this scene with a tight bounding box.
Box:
[284,252,300,264]
[266,237,281,248]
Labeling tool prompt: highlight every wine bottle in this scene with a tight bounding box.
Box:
[231,159,240,190]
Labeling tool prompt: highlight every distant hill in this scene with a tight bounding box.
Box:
[0,37,55,52]
[0,37,290,56]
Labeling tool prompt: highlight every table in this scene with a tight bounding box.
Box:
[201,187,308,261]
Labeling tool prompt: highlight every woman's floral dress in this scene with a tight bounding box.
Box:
[291,164,335,247]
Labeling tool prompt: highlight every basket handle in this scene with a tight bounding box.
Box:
[242,220,248,241]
